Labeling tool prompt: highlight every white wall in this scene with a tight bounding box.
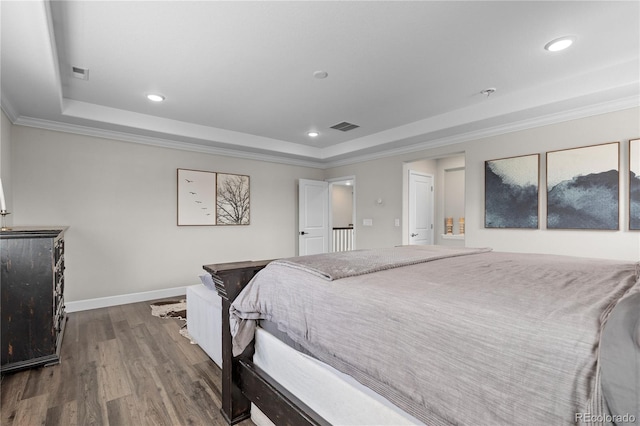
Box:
[331,185,353,228]
[0,110,12,227]
[327,107,640,261]
[8,107,640,308]
[464,108,639,260]
[328,156,405,249]
[443,169,464,225]
[10,126,323,303]
[437,155,465,246]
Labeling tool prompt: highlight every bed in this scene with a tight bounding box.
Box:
[203,245,640,426]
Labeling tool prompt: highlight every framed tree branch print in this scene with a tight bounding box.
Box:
[216,173,250,225]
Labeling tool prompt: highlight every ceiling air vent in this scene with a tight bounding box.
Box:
[330,121,360,132]
[71,66,89,80]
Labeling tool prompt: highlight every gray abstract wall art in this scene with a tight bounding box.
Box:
[485,154,539,228]
[546,142,619,230]
[630,138,640,230]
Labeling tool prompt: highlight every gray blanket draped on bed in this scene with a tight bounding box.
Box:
[230,246,640,425]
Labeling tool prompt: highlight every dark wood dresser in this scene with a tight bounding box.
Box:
[1,227,68,374]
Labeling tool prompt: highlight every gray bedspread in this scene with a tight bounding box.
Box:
[230,246,640,425]
[271,245,491,280]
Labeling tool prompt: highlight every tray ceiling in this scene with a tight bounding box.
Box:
[2,1,638,167]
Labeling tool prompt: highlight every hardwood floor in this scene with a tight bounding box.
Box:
[1,299,255,426]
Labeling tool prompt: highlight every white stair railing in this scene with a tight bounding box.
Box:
[332,227,354,252]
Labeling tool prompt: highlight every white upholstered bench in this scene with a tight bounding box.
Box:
[186,283,223,368]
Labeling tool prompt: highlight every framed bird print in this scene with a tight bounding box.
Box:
[177,169,217,226]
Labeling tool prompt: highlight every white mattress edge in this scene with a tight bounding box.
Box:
[252,327,424,426]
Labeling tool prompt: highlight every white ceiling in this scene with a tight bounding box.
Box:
[2,1,639,168]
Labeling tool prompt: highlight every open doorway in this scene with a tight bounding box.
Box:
[402,154,465,246]
[328,176,356,252]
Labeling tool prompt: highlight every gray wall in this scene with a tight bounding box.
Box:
[438,156,465,246]
[326,107,640,261]
[7,124,323,302]
[3,107,639,305]
[0,111,12,227]
[331,185,353,228]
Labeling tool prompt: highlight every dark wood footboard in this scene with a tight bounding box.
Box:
[204,260,330,426]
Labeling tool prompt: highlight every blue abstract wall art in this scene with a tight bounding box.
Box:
[546,142,619,230]
[630,138,640,230]
[485,154,539,228]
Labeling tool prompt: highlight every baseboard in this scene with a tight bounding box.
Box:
[65,286,193,312]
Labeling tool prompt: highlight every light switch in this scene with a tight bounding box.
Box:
[394,218,400,227]
[363,219,373,226]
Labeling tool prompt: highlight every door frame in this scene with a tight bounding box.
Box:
[402,154,466,246]
[327,176,357,251]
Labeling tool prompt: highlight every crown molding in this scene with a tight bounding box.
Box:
[12,116,327,169]
[321,95,640,168]
[0,97,19,123]
[7,94,639,170]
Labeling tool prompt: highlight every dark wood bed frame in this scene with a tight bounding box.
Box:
[204,260,331,426]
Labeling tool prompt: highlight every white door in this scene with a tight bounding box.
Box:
[298,179,329,255]
[409,171,434,245]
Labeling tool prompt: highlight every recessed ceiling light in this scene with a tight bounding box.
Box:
[307,131,319,137]
[544,36,575,52]
[147,94,165,102]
